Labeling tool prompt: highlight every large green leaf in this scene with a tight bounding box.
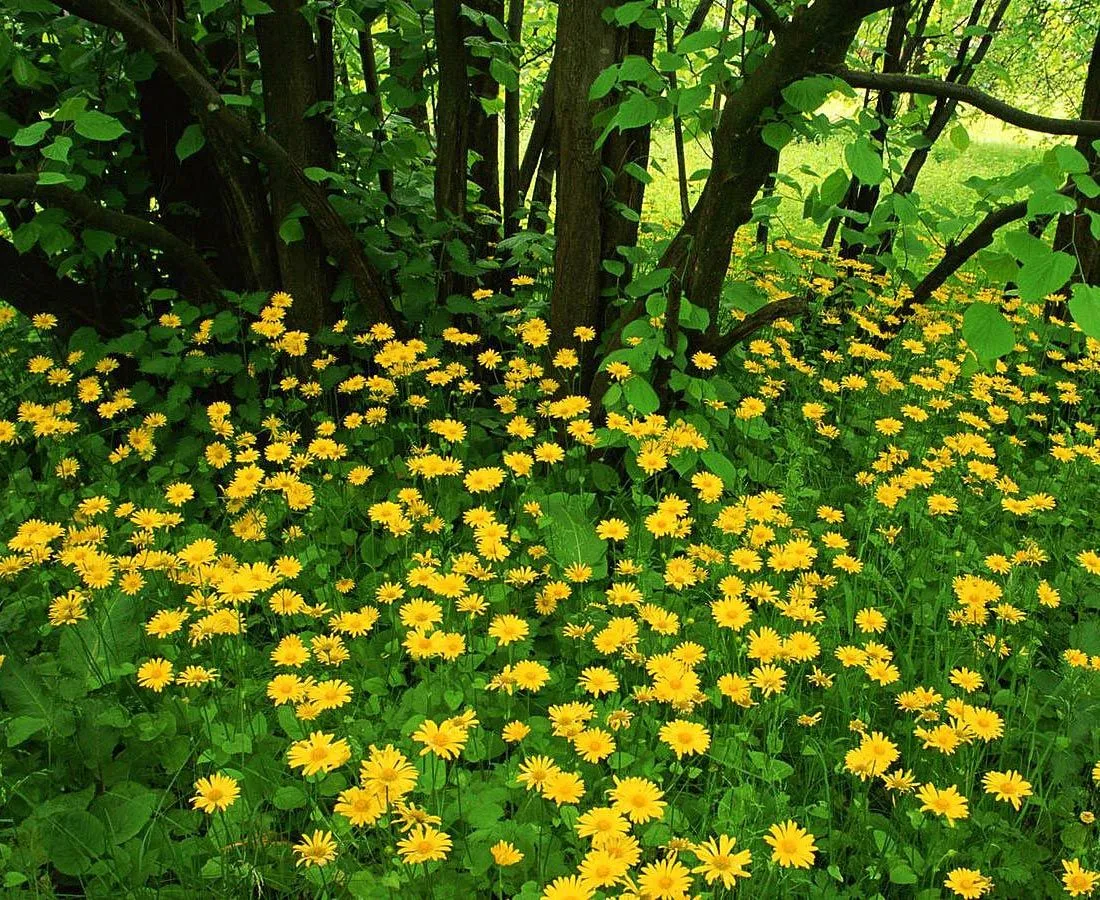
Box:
[540,492,607,577]
[1069,283,1100,339]
[73,109,126,142]
[962,303,1015,361]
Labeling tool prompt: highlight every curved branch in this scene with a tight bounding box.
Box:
[0,174,224,301]
[55,0,397,326]
[702,295,810,357]
[833,67,1100,137]
[896,199,1029,321]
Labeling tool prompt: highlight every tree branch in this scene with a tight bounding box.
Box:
[833,67,1100,137]
[896,199,1029,321]
[743,0,785,36]
[55,0,397,326]
[701,295,810,357]
[0,174,225,302]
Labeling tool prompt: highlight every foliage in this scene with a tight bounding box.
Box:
[0,256,1099,897]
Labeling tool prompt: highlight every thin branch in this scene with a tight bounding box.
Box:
[833,67,1100,137]
[896,200,1029,321]
[743,0,786,36]
[702,295,810,357]
[0,173,224,301]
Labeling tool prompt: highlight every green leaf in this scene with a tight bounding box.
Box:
[589,66,619,101]
[1069,283,1100,339]
[761,122,792,150]
[175,123,205,161]
[678,28,721,54]
[845,137,884,185]
[623,376,660,415]
[44,811,105,876]
[41,136,72,162]
[272,786,307,809]
[1017,248,1075,301]
[6,715,47,747]
[1054,144,1089,174]
[36,172,71,186]
[889,864,919,885]
[74,110,127,142]
[12,120,50,146]
[613,92,659,130]
[949,124,969,152]
[279,215,305,245]
[540,493,606,576]
[91,783,157,843]
[962,303,1014,361]
[625,267,670,298]
[781,75,835,112]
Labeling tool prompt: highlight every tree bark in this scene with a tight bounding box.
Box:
[599,24,657,304]
[254,0,338,331]
[549,0,618,385]
[1054,25,1100,285]
[502,0,525,237]
[0,174,225,302]
[357,25,396,208]
[465,0,504,239]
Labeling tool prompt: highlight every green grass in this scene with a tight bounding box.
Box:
[644,121,1046,247]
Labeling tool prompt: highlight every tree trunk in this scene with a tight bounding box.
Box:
[433,0,472,299]
[357,26,396,209]
[255,0,338,331]
[465,0,504,246]
[874,0,1009,257]
[502,0,525,237]
[550,0,618,386]
[599,25,657,303]
[1054,25,1100,285]
[836,1,911,258]
[661,0,876,323]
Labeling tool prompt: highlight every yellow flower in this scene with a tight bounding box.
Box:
[764,820,816,868]
[658,719,711,759]
[608,776,666,824]
[917,783,969,823]
[981,770,1032,810]
[136,657,174,692]
[287,731,351,776]
[692,834,751,888]
[293,830,337,868]
[944,867,993,898]
[191,773,240,813]
[490,840,524,866]
[637,855,693,898]
[397,824,452,864]
[1063,859,1100,897]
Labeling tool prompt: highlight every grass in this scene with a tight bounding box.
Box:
[643,112,1049,247]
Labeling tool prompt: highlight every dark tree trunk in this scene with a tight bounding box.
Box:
[1054,25,1100,285]
[502,0,525,237]
[660,0,874,323]
[465,0,504,245]
[527,129,556,234]
[433,0,472,298]
[836,1,911,258]
[358,26,396,209]
[0,236,136,337]
[599,25,657,299]
[550,0,618,386]
[137,70,278,290]
[518,62,555,203]
[255,0,338,330]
